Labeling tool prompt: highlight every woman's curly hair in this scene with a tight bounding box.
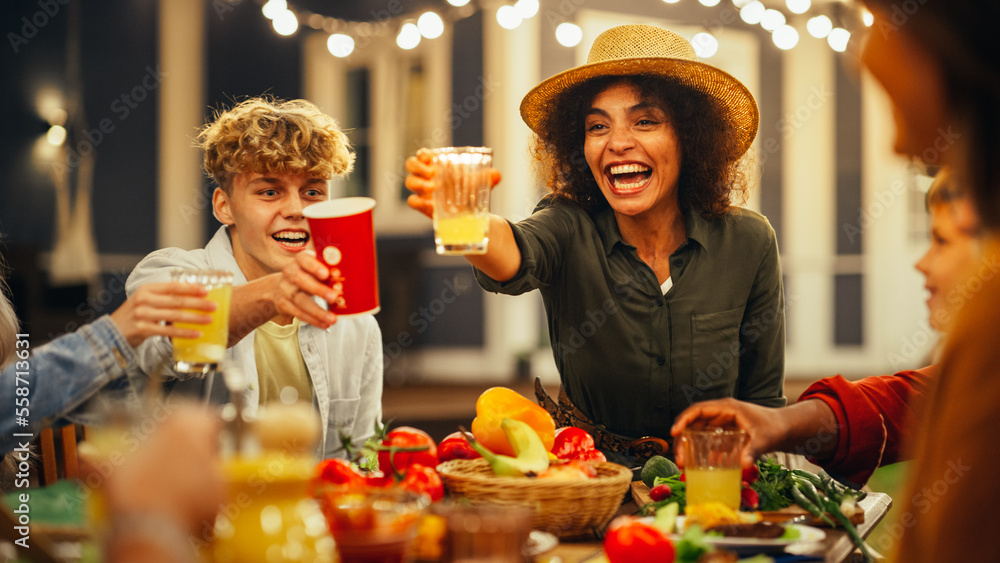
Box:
[531,75,749,219]
[198,97,354,193]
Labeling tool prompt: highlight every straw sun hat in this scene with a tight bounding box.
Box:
[519,24,759,156]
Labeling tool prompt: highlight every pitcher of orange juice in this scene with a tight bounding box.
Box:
[206,454,337,563]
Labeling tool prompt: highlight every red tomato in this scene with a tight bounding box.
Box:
[313,458,366,490]
[574,448,607,462]
[397,463,445,502]
[363,472,391,489]
[378,427,439,475]
[551,427,597,459]
[437,431,481,463]
[742,463,760,484]
[649,483,672,502]
[741,486,759,510]
[603,517,675,563]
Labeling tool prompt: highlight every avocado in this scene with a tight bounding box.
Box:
[641,455,681,488]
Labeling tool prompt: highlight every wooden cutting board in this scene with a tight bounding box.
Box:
[630,481,864,526]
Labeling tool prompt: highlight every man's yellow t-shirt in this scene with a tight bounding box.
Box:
[253,318,313,405]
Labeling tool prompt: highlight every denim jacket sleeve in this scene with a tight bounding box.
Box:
[0,315,143,454]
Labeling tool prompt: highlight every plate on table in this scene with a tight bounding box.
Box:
[664,516,826,555]
[523,530,559,559]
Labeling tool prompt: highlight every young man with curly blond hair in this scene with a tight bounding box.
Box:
[126,97,382,459]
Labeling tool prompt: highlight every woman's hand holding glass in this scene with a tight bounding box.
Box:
[109,282,216,348]
[403,148,502,219]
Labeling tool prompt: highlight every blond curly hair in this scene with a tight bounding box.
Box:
[198,97,354,193]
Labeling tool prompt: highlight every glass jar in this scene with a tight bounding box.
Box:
[207,454,337,563]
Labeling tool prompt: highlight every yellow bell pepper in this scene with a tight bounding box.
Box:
[470,387,555,456]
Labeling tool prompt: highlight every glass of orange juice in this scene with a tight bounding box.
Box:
[681,427,747,510]
[169,269,233,374]
[430,146,493,255]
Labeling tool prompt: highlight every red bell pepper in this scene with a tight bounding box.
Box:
[437,431,481,463]
[551,426,606,461]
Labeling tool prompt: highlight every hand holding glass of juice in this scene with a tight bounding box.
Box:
[430,146,493,255]
[169,269,233,374]
[681,427,747,510]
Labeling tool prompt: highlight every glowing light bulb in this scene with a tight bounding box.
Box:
[740,1,766,25]
[691,32,719,58]
[761,9,786,31]
[807,15,833,38]
[272,10,298,36]
[862,9,874,26]
[785,0,810,15]
[46,125,66,146]
[699,0,721,6]
[261,0,286,20]
[496,5,522,30]
[555,22,582,47]
[327,33,354,58]
[417,11,444,39]
[827,27,851,52]
[662,0,681,4]
[514,0,539,19]
[447,0,470,6]
[396,22,421,49]
[772,25,799,50]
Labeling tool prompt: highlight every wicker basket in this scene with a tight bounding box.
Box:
[436,459,632,539]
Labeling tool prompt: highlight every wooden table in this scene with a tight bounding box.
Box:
[542,491,892,563]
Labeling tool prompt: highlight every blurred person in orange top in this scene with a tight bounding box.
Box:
[679,0,1000,559]
[672,168,977,486]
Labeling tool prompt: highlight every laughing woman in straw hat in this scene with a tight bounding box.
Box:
[406,24,785,463]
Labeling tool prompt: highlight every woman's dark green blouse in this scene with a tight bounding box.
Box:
[475,197,787,440]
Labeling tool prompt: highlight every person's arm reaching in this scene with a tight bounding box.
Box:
[670,397,838,470]
[672,367,934,485]
[0,283,214,453]
[404,150,521,281]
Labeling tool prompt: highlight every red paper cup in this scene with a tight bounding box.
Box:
[303,197,380,317]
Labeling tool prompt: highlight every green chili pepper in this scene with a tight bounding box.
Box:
[791,479,837,527]
[823,496,875,563]
[790,469,825,489]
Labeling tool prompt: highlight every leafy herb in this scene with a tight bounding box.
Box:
[751,458,795,511]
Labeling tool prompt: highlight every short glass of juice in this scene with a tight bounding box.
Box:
[430,146,493,255]
[681,427,747,510]
[169,268,233,374]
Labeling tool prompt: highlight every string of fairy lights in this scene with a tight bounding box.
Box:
[255,0,872,58]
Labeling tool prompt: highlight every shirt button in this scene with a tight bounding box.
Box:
[654,405,665,412]
[656,356,665,366]
[655,298,664,307]
[673,259,683,268]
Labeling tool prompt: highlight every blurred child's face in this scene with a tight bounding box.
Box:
[915,202,979,332]
[213,171,329,281]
